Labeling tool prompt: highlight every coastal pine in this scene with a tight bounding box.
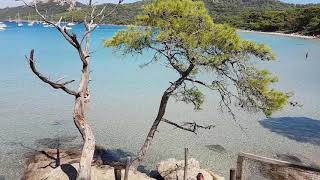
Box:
[106,0,289,167]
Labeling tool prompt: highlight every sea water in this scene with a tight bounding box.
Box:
[0,22,319,179]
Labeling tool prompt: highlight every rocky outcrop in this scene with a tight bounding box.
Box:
[22,149,225,180]
[157,158,224,180]
[22,149,154,180]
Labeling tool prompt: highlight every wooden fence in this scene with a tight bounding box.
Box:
[231,152,320,180]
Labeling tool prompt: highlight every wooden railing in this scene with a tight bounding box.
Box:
[231,152,320,180]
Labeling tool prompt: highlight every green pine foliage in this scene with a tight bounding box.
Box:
[106,0,289,117]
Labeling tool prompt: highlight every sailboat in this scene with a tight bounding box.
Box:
[17,13,23,27]
[0,22,7,31]
[42,10,49,27]
[27,13,34,26]
[89,23,98,29]
[67,17,76,26]
[63,26,72,30]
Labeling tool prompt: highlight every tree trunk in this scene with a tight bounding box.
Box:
[132,89,173,166]
[74,97,95,180]
[131,64,194,167]
[74,51,96,180]
[132,78,184,167]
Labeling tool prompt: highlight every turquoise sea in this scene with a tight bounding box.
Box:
[0,22,320,179]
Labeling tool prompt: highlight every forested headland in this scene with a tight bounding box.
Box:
[0,0,319,36]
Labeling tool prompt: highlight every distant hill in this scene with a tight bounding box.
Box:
[200,0,293,24]
[0,0,319,36]
[0,0,85,21]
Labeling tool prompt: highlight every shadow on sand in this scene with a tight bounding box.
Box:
[259,117,320,146]
[94,146,134,165]
[94,147,163,179]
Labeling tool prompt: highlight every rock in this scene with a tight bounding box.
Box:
[205,144,227,154]
[41,164,154,180]
[157,158,224,180]
[22,149,154,180]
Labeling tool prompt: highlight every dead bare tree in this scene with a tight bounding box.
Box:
[20,0,123,179]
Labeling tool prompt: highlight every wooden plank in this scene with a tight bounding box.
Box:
[230,168,236,180]
[236,155,244,180]
[184,148,188,180]
[114,168,122,180]
[239,153,320,173]
[124,156,131,180]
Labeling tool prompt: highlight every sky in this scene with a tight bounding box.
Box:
[0,0,320,8]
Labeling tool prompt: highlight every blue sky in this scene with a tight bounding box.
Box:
[1,0,319,8]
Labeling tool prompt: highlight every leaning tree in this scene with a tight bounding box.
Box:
[106,0,289,166]
[22,0,123,179]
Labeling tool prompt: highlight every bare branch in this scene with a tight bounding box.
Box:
[185,78,219,91]
[17,0,82,49]
[55,76,66,83]
[80,1,123,45]
[162,118,215,134]
[27,49,78,96]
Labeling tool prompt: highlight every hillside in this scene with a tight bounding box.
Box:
[0,0,319,35]
[0,0,292,23]
[0,0,85,21]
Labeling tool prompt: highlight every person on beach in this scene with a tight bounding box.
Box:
[197,173,204,180]
[306,52,309,59]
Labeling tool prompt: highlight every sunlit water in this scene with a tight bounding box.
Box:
[0,22,319,179]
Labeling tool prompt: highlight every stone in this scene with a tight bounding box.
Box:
[22,149,154,180]
[157,158,224,180]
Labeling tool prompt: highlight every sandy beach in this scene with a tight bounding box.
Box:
[238,29,320,40]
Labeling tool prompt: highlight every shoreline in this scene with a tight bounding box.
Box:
[2,20,319,40]
[238,29,320,40]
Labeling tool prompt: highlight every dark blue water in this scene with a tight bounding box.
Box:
[0,22,319,179]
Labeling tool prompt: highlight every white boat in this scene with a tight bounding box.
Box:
[0,23,6,31]
[44,24,54,28]
[27,14,34,26]
[0,22,7,28]
[28,22,35,26]
[67,17,76,26]
[89,23,98,29]
[67,22,75,26]
[0,22,8,31]
[17,12,23,27]
[63,26,72,30]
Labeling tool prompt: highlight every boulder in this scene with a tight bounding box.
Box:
[157,158,224,180]
[22,149,154,180]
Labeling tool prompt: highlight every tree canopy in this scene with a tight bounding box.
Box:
[106,0,289,117]
[105,0,291,166]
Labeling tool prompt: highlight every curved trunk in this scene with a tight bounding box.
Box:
[73,96,95,180]
[131,64,194,167]
[131,64,195,167]
[74,49,95,180]
[132,89,173,167]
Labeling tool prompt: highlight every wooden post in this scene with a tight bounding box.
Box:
[236,156,244,180]
[114,168,122,180]
[230,168,236,180]
[124,156,131,180]
[184,148,188,180]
